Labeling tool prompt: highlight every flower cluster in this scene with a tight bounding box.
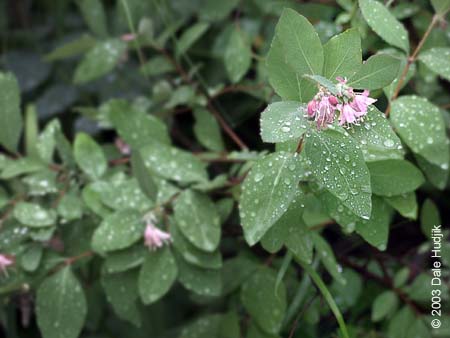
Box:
[307,77,377,129]
[143,212,172,251]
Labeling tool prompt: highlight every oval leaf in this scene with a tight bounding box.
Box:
[240,152,304,246]
[91,209,143,253]
[260,101,309,143]
[74,132,107,180]
[390,95,449,168]
[138,247,178,304]
[36,267,87,338]
[305,128,372,219]
[174,190,221,252]
[359,0,409,52]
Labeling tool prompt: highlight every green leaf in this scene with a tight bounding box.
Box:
[312,233,346,284]
[266,35,310,101]
[323,28,362,80]
[97,177,153,212]
[367,159,424,196]
[193,107,225,151]
[384,192,418,219]
[260,101,309,143]
[109,101,170,148]
[303,74,339,95]
[179,314,223,338]
[240,152,304,246]
[24,105,38,158]
[177,22,209,55]
[355,196,392,250]
[347,106,404,161]
[224,28,252,83]
[305,128,372,219]
[58,194,83,221]
[36,119,61,163]
[431,0,450,15]
[199,0,239,21]
[418,47,450,82]
[359,0,409,52]
[73,39,126,84]
[176,253,222,296]
[101,269,141,326]
[171,221,222,269]
[21,243,43,272]
[387,306,415,338]
[77,0,108,37]
[140,142,208,184]
[23,170,58,196]
[261,196,312,264]
[140,56,174,76]
[13,202,56,227]
[285,217,313,264]
[138,247,178,304]
[36,267,87,338]
[275,9,323,79]
[91,209,143,253]
[74,133,107,180]
[393,267,410,288]
[131,151,158,201]
[415,154,449,190]
[347,54,401,90]
[174,190,221,252]
[391,95,449,168]
[0,72,22,152]
[372,291,398,322]
[420,199,440,239]
[241,267,286,334]
[44,34,96,62]
[1,157,45,179]
[103,245,146,274]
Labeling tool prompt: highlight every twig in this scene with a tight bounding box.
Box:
[385,14,439,116]
[339,256,423,315]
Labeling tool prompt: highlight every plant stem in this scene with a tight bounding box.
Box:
[298,261,350,338]
[120,0,149,83]
[385,14,439,116]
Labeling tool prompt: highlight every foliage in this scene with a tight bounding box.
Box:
[0,0,449,338]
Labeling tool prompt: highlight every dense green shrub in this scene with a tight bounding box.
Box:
[0,0,449,337]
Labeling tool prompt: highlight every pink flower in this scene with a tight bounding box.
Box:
[144,223,172,250]
[121,33,136,42]
[0,254,14,276]
[307,93,338,130]
[350,90,377,115]
[338,103,358,125]
[115,138,131,155]
[306,78,377,129]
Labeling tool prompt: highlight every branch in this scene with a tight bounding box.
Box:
[385,14,439,116]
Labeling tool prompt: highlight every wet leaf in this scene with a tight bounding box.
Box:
[260,101,309,143]
[240,152,304,245]
[36,267,87,338]
[73,39,126,84]
[305,128,372,219]
[74,133,107,180]
[0,72,22,152]
[359,0,409,52]
[138,247,178,304]
[391,95,449,169]
[174,190,221,252]
[91,209,143,253]
[13,202,57,227]
[241,267,286,334]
